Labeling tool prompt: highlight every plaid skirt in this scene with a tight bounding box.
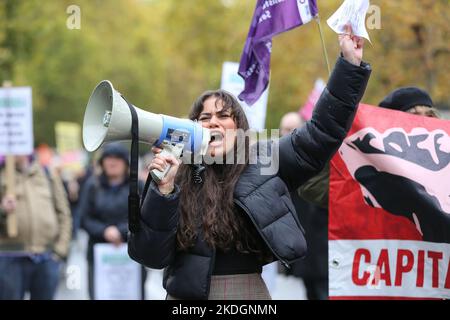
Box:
[167,273,271,300]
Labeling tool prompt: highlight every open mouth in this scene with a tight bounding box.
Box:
[209,131,224,147]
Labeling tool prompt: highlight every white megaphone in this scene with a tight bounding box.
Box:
[83,80,211,183]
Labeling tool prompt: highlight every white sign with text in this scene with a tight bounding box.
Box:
[93,243,142,300]
[221,61,269,131]
[0,87,33,155]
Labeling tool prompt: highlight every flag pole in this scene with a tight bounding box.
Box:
[314,14,331,76]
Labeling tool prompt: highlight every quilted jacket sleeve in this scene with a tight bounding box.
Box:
[128,182,180,269]
[278,56,371,191]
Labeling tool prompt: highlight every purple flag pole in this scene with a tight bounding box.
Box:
[238,0,318,106]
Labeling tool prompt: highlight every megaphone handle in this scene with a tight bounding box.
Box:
[150,150,172,184]
[150,142,184,184]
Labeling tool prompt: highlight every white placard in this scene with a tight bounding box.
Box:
[93,243,142,300]
[0,87,33,155]
[327,0,371,42]
[221,62,269,131]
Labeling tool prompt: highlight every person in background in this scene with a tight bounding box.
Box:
[379,86,440,118]
[0,154,72,300]
[279,112,304,137]
[78,143,146,300]
[279,112,329,300]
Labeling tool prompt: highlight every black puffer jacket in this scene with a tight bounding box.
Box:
[79,174,143,262]
[128,57,371,299]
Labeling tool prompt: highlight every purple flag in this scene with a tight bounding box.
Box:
[238,0,318,105]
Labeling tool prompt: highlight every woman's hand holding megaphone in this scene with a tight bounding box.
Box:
[149,146,181,195]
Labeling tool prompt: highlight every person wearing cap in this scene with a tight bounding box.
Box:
[379,86,440,118]
[78,142,146,299]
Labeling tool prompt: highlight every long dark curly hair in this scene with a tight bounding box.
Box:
[175,90,262,254]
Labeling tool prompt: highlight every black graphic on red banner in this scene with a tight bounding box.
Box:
[329,104,450,299]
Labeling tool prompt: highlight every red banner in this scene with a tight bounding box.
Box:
[329,104,450,299]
